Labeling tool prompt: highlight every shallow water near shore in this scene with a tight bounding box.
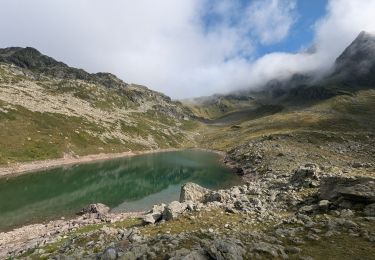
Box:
[0,150,240,231]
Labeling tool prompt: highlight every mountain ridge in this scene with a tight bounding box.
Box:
[0,47,129,89]
[0,49,196,164]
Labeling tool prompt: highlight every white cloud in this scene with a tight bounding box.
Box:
[244,0,297,45]
[0,0,298,98]
[228,0,375,93]
[0,0,374,98]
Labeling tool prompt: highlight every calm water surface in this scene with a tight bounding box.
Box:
[0,150,241,231]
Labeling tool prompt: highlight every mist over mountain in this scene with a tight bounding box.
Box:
[248,31,375,100]
[1,1,375,98]
[187,30,375,113]
[329,31,375,87]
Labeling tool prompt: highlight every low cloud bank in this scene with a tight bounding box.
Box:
[0,0,374,98]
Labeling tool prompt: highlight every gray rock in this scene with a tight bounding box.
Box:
[205,191,228,203]
[143,203,166,224]
[79,203,110,217]
[320,176,375,203]
[299,205,316,214]
[318,200,330,207]
[285,246,302,254]
[250,241,287,258]
[100,247,117,260]
[163,201,188,220]
[120,244,149,259]
[340,209,354,218]
[364,203,375,217]
[180,183,210,203]
[169,248,209,260]
[202,239,245,260]
[129,234,143,243]
[291,163,320,188]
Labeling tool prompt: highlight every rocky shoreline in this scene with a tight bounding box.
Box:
[2,162,374,259]
[0,205,144,259]
[1,134,374,259]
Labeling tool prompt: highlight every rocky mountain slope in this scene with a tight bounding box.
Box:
[188,31,375,120]
[329,31,375,87]
[0,47,197,165]
[1,32,374,259]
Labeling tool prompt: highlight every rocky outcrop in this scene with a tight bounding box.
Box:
[180,182,210,203]
[320,176,375,203]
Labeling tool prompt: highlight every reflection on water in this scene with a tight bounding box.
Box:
[0,150,241,231]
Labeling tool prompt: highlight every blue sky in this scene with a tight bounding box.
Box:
[257,0,328,56]
[201,0,328,59]
[0,0,373,98]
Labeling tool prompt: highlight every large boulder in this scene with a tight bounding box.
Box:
[79,203,110,216]
[163,201,188,220]
[180,183,210,203]
[142,203,166,224]
[320,176,375,203]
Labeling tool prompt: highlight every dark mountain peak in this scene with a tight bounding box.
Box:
[330,31,375,87]
[0,46,66,70]
[335,31,375,65]
[0,46,127,89]
[334,31,375,76]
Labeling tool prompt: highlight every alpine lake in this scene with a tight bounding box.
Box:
[0,150,241,231]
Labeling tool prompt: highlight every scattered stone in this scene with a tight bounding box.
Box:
[202,238,245,260]
[143,203,166,224]
[291,163,320,188]
[299,205,315,214]
[318,200,330,208]
[285,246,302,254]
[340,209,354,218]
[100,247,117,260]
[250,241,287,258]
[364,203,375,217]
[79,203,110,216]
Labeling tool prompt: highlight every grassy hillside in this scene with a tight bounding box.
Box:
[183,94,257,120]
[0,62,197,165]
[188,89,375,151]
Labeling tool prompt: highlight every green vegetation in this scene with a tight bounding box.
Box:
[193,89,375,151]
[0,63,197,165]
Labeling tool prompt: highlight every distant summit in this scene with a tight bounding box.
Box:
[330,31,375,86]
[0,47,127,89]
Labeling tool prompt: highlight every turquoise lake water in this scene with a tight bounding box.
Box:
[0,150,241,231]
